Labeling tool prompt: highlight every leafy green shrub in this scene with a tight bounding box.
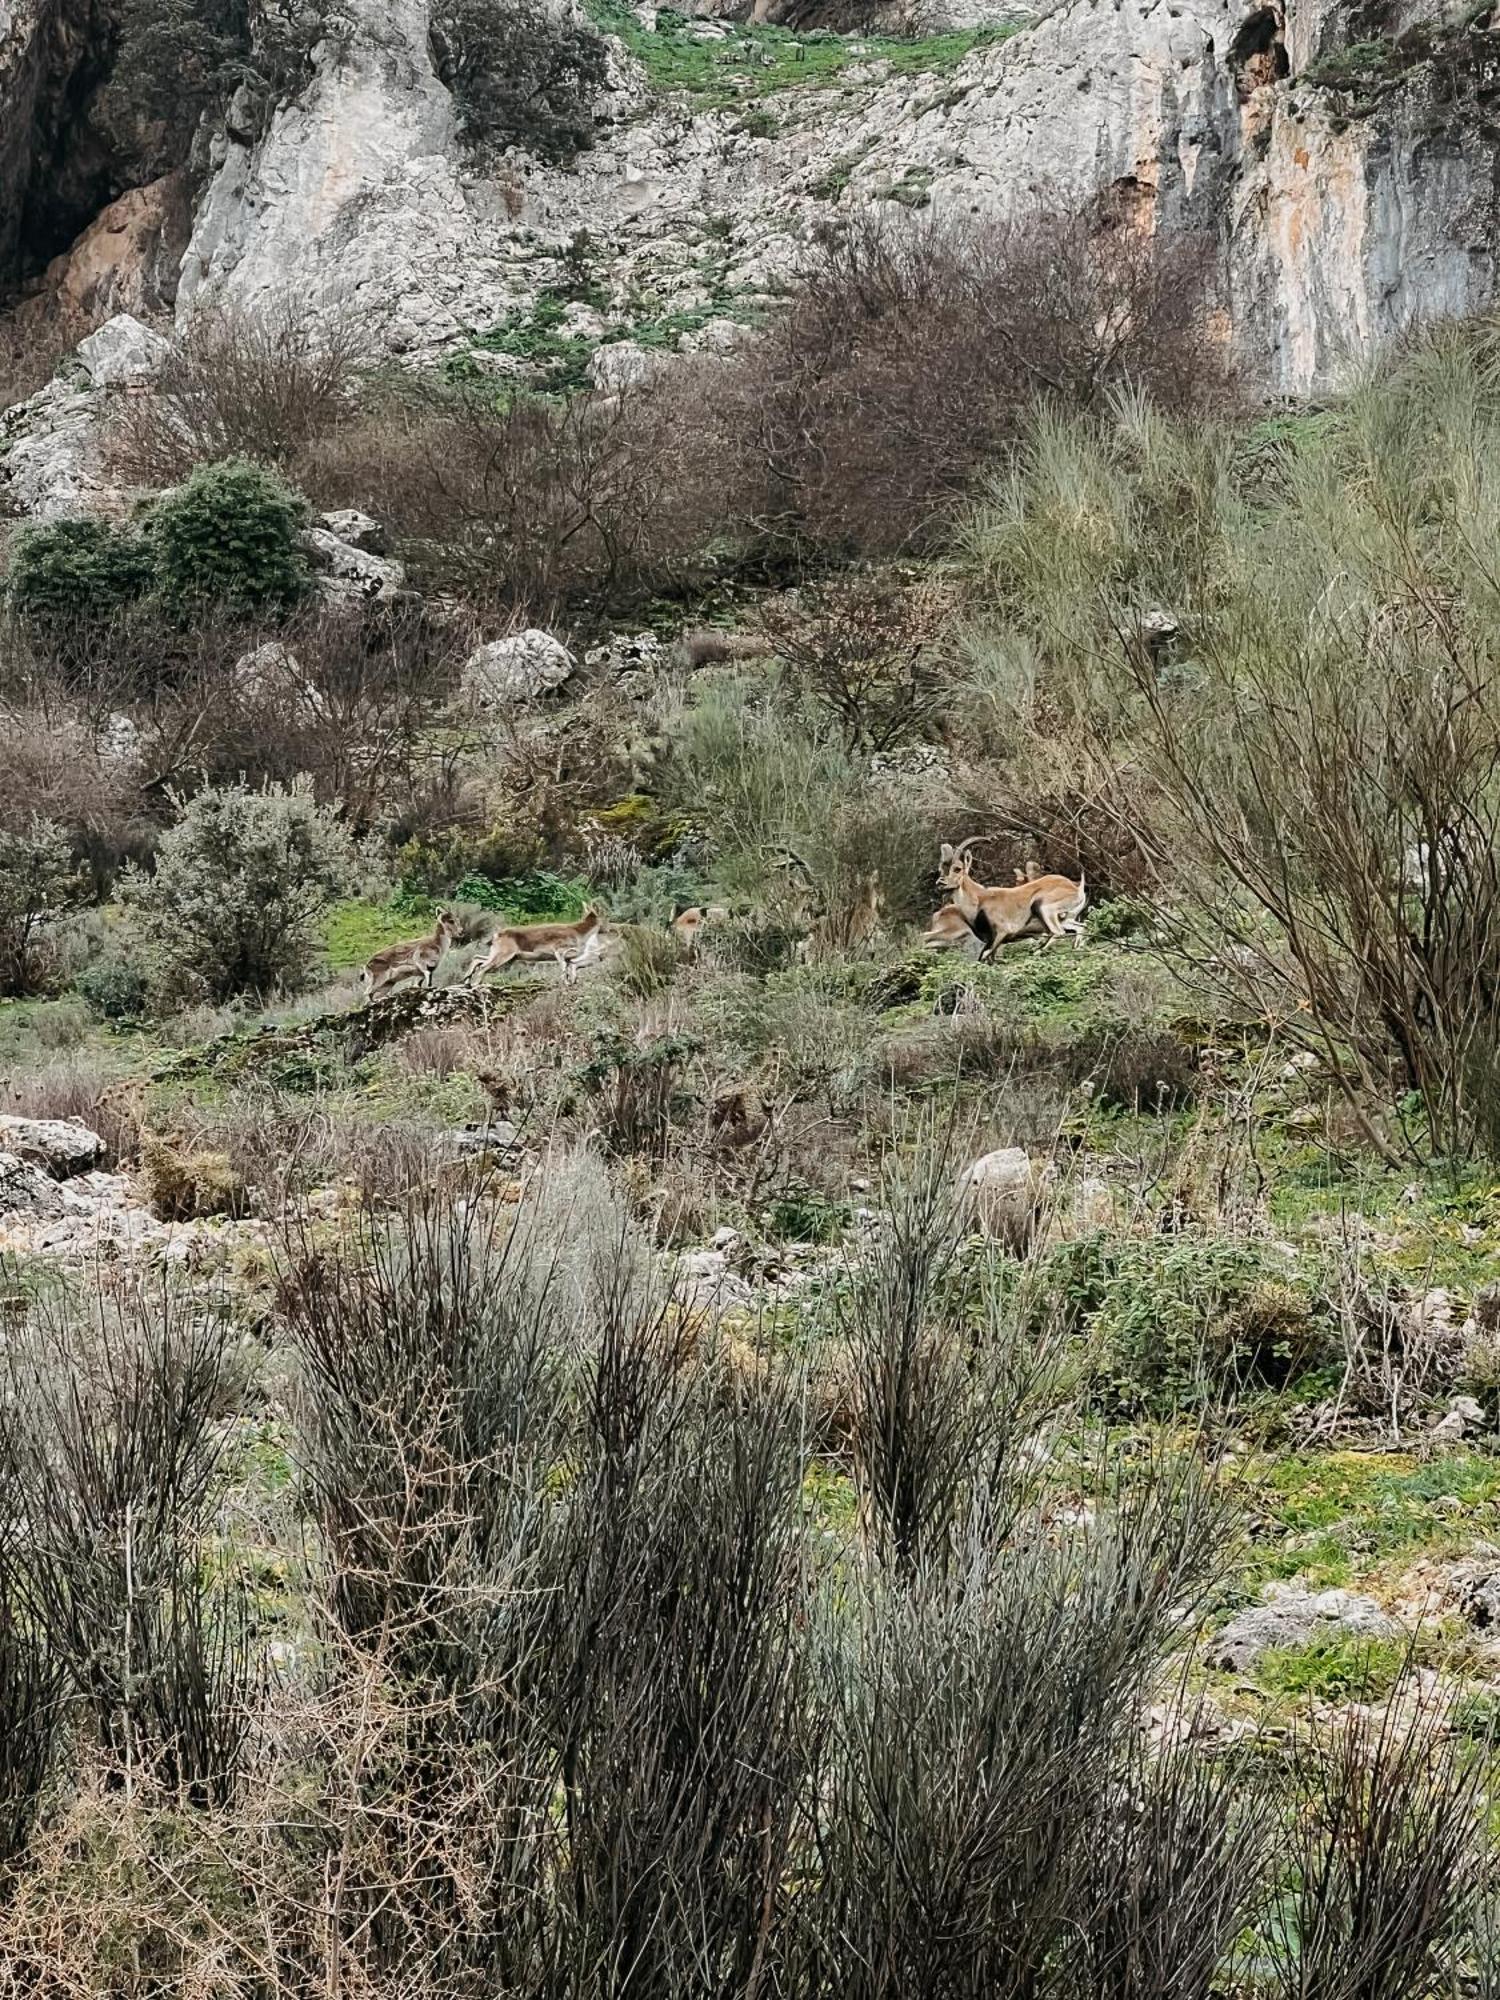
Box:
[430,0,608,163]
[98,0,341,167]
[0,819,86,994]
[4,518,154,623]
[1104,1244,1326,1413]
[578,1031,701,1157]
[150,458,310,615]
[75,955,152,1022]
[764,1183,850,1244]
[453,870,587,921]
[1033,1233,1330,1415]
[119,781,355,1002]
[1084,895,1156,943]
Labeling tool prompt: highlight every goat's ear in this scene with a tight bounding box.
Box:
[939,843,954,864]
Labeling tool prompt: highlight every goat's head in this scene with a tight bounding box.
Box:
[937,839,977,892]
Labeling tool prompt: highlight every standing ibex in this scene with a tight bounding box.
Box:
[937,841,1086,952]
[469,907,607,986]
[362,910,461,999]
[799,875,884,962]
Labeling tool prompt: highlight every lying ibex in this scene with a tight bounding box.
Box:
[923,903,989,955]
[469,907,606,986]
[362,910,460,999]
[937,840,1086,953]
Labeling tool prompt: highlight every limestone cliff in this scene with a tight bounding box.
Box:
[6,0,1500,405]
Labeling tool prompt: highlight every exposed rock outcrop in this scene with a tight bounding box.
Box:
[8,0,1500,426]
[0,1114,105,1178]
[0,309,165,515]
[1208,1582,1403,1672]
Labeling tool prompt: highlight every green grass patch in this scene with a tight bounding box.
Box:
[586,2,1020,109]
[1245,1449,1500,1588]
[323,897,436,973]
[920,945,1109,1026]
[1254,1631,1408,1701]
[471,289,598,394]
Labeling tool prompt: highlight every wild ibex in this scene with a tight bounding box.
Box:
[923,903,989,955]
[362,910,460,999]
[937,840,1086,953]
[469,907,606,986]
[670,904,730,954]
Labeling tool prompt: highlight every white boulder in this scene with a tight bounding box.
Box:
[317,508,388,554]
[462,630,577,707]
[959,1147,1047,1247]
[75,314,170,387]
[300,525,406,607]
[0,1117,105,1179]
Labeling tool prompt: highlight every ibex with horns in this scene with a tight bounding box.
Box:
[937,839,1086,954]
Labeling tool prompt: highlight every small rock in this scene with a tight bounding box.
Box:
[432,1123,521,1161]
[584,631,667,682]
[99,711,141,765]
[0,1154,69,1219]
[317,509,387,555]
[673,1247,753,1315]
[1138,607,1180,648]
[1429,1394,1486,1444]
[1452,1560,1500,1627]
[686,316,753,356]
[75,314,170,387]
[300,526,405,607]
[870,742,949,785]
[0,1116,105,1179]
[960,1147,1047,1248]
[462,630,576,707]
[586,340,664,393]
[1207,1583,1401,1673]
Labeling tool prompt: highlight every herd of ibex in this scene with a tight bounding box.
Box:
[360,839,1087,999]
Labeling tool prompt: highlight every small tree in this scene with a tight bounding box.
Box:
[150,458,311,616]
[0,819,85,995]
[119,781,354,1001]
[4,519,155,624]
[430,0,608,164]
[757,572,951,755]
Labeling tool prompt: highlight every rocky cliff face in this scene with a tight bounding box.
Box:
[5,0,1500,404]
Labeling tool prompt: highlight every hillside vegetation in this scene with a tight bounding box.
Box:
[4,210,1500,1994]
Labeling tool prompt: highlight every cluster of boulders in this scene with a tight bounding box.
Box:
[0,1113,164,1259]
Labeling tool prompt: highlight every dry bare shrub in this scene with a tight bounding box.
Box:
[1,1058,143,1166]
[105,298,372,485]
[0,305,88,416]
[758,569,953,755]
[0,702,154,889]
[138,1131,250,1220]
[738,202,1225,557]
[153,601,466,828]
[1267,1698,1482,2000]
[0,1284,260,1807]
[300,365,744,617]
